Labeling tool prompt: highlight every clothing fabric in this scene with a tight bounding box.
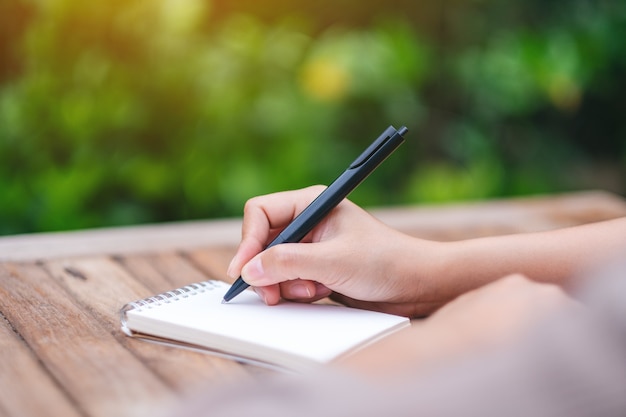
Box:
[175,255,626,417]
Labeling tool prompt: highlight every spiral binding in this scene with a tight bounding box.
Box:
[120,280,222,336]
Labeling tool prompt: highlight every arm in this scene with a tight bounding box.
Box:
[177,258,626,417]
[228,186,626,316]
[408,217,626,313]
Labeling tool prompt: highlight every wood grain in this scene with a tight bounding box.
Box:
[3,191,622,263]
[116,252,211,291]
[0,262,174,417]
[0,219,242,262]
[0,312,82,417]
[0,191,623,417]
[185,246,237,284]
[44,257,252,392]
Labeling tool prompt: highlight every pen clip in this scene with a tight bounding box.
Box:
[348,126,405,169]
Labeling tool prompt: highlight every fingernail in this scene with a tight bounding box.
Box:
[226,256,238,279]
[242,257,264,282]
[314,282,332,297]
[291,284,312,299]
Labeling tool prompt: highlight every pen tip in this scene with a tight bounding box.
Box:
[221,299,227,304]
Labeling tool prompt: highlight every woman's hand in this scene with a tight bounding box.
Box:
[227,186,447,317]
[227,187,625,318]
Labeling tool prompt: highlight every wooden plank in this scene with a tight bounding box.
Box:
[0,218,242,262]
[1,191,623,262]
[0,312,83,417]
[184,246,237,285]
[372,190,626,240]
[44,256,253,392]
[115,252,211,292]
[0,263,175,417]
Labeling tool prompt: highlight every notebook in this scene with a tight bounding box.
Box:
[120,280,410,372]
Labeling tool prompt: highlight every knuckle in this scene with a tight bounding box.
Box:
[500,273,530,287]
[243,196,262,215]
[505,273,528,282]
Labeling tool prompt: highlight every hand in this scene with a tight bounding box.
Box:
[227,186,447,317]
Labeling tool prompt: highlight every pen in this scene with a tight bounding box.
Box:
[222,125,408,303]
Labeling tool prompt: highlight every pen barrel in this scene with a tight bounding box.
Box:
[269,126,406,247]
[269,170,359,247]
[223,125,407,302]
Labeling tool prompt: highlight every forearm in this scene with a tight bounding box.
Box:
[436,217,626,296]
[179,257,626,417]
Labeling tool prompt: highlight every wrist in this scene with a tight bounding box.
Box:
[395,236,497,315]
[440,236,516,298]
[391,234,455,315]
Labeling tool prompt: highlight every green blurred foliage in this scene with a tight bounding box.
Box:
[0,0,624,235]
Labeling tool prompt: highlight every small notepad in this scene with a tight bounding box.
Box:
[120,280,409,372]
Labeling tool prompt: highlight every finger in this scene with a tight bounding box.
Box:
[280,280,332,302]
[254,281,331,306]
[241,186,327,245]
[227,237,266,280]
[248,186,326,229]
[227,186,325,278]
[253,284,282,305]
[240,241,342,289]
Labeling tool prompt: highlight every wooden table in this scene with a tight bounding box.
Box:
[1,191,625,417]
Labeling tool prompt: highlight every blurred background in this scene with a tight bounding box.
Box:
[1,0,624,235]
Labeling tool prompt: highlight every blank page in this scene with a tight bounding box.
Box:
[122,280,409,371]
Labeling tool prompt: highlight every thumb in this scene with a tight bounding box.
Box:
[241,242,333,288]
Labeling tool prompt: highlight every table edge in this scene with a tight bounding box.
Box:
[0,190,624,262]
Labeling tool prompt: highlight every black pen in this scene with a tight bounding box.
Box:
[222,125,408,303]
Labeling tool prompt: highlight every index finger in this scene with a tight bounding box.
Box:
[226,186,326,279]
